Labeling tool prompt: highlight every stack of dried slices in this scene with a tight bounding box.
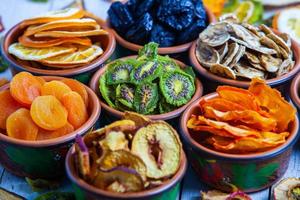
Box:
[196,15,295,80]
[8,8,107,69]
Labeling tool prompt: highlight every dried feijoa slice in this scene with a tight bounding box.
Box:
[133,83,159,114]
[160,70,195,106]
[106,59,136,85]
[99,150,147,181]
[99,74,115,108]
[93,166,144,192]
[130,61,161,84]
[131,121,181,179]
[116,84,135,109]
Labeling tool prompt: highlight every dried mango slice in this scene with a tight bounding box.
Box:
[249,78,296,132]
[6,108,38,140]
[61,78,88,107]
[24,18,100,36]
[216,86,260,111]
[20,8,85,27]
[203,106,277,131]
[34,29,108,38]
[30,95,68,130]
[37,122,74,140]
[0,90,22,129]
[10,72,42,106]
[61,91,88,129]
[200,98,246,112]
[41,80,72,101]
[40,45,103,65]
[8,43,76,61]
[19,35,92,48]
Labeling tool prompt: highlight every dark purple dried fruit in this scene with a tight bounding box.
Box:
[157,0,194,31]
[125,13,153,44]
[176,19,206,44]
[135,0,156,17]
[193,0,207,21]
[108,2,134,34]
[125,0,138,13]
[150,24,176,47]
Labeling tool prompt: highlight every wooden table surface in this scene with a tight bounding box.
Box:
[0,1,299,199]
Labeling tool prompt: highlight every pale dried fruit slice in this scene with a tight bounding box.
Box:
[8,43,76,61]
[24,18,101,36]
[99,150,147,181]
[234,63,265,80]
[123,111,150,127]
[131,122,181,179]
[222,43,239,66]
[19,35,92,48]
[217,42,228,61]
[34,29,107,38]
[273,178,300,200]
[260,54,282,72]
[20,8,85,27]
[41,45,103,65]
[210,63,236,79]
[100,131,129,151]
[196,41,220,68]
[199,22,230,47]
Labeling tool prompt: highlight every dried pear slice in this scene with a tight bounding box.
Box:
[277,59,295,76]
[218,42,228,61]
[259,24,273,35]
[222,43,239,66]
[260,54,282,72]
[273,178,300,200]
[241,22,264,37]
[93,166,144,192]
[230,23,260,47]
[234,63,265,80]
[267,33,291,54]
[279,33,292,48]
[210,63,236,80]
[249,61,266,71]
[199,23,230,47]
[229,45,246,67]
[131,122,181,179]
[278,46,289,60]
[196,41,220,68]
[259,36,281,57]
[244,51,260,64]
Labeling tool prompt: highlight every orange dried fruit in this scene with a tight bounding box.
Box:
[10,72,42,106]
[30,95,68,130]
[36,76,46,85]
[61,91,88,129]
[41,80,71,101]
[0,90,22,129]
[61,78,88,106]
[6,108,38,140]
[37,122,74,140]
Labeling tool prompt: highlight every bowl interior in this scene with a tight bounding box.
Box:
[181,93,300,160]
[291,73,300,109]
[190,31,300,88]
[89,55,203,121]
[66,145,187,199]
[2,13,115,76]
[0,76,101,147]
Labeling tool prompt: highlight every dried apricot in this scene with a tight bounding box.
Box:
[0,90,23,129]
[36,76,46,86]
[41,80,71,101]
[31,95,68,130]
[62,91,88,129]
[10,72,42,106]
[61,78,89,106]
[6,108,38,140]
[37,122,74,140]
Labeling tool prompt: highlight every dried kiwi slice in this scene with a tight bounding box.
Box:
[133,83,159,114]
[160,70,195,106]
[182,66,196,79]
[106,59,136,85]
[130,61,161,84]
[157,55,180,72]
[137,42,158,61]
[159,97,177,114]
[116,84,135,109]
[99,75,116,108]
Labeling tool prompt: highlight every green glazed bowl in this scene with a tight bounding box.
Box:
[180,93,299,193]
[0,76,101,179]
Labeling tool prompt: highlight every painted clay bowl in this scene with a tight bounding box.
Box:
[290,72,300,111]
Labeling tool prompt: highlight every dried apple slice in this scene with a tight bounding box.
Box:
[123,111,150,127]
[99,131,129,151]
[93,166,144,192]
[131,122,181,179]
[99,150,147,181]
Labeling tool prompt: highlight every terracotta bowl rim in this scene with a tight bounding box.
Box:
[89,55,203,120]
[290,72,300,110]
[1,14,116,76]
[65,145,187,199]
[0,76,101,148]
[180,93,300,161]
[109,6,216,54]
[189,32,300,88]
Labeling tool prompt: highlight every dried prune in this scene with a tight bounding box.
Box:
[157,0,194,31]
[108,2,134,34]
[176,19,206,44]
[135,0,156,17]
[125,13,153,44]
[125,0,138,13]
[150,24,175,47]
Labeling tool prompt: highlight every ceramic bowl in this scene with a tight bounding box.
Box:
[89,56,203,121]
[189,32,300,89]
[180,93,299,193]
[290,72,300,110]
[65,142,187,200]
[1,12,116,84]
[109,7,215,55]
[0,76,101,179]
